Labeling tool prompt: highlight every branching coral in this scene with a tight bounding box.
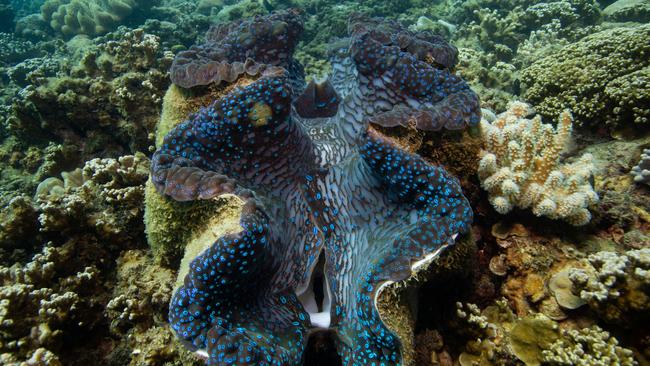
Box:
[151,11,479,366]
[541,326,636,365]
[567,248,650,325]
[0,154,153,363]
[477,102,598,225]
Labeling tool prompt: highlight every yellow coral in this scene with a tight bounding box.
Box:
[478,102,598,225]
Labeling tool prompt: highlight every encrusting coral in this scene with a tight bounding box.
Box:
[148,10,480,366]
[477,102,598,225]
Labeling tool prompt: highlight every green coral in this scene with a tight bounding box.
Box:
[7,28,171,165]
[40,0,158,37]
[521,24,650,130]
[603,0,650,23]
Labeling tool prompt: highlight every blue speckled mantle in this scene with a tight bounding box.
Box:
[150,12,478,366]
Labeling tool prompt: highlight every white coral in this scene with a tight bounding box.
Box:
[478,102,598,225]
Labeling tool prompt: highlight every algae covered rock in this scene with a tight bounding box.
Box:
[143,80,256,265]
[521,24,650,130]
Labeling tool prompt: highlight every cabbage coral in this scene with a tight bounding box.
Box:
[478,102,598,225]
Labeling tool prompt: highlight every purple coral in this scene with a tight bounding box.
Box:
[154,11,479,366]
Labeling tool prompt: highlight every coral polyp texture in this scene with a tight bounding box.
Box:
[521,24,650,130]
[151,11,479,366]
[41,0,158,37]
[478,102,598,225]
[169,9,304,89]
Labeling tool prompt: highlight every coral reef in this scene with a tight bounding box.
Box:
[521,24,650,130]
[541,326,636,365]
[148,11,479,365]
[41,0,159,37]
[478,102,598,225]
[631,148,650,185]
[7,27,172,165]
[0,1,648,365]
[0,154,151,364]
[450,299,637,366]
[566,249,650,325]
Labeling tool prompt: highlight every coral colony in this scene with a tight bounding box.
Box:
[151,10,478,365]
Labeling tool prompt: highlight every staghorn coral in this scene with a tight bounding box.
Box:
[149,12,479,366]
[567,248,650,325]
[521,24,650,130]
[478,102,598,225]
[631,148,650,185]
[541,326,636,366]
[40,0,159,37]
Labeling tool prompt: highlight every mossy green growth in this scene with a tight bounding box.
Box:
[521,24,650,131]
[144,83,245,266]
